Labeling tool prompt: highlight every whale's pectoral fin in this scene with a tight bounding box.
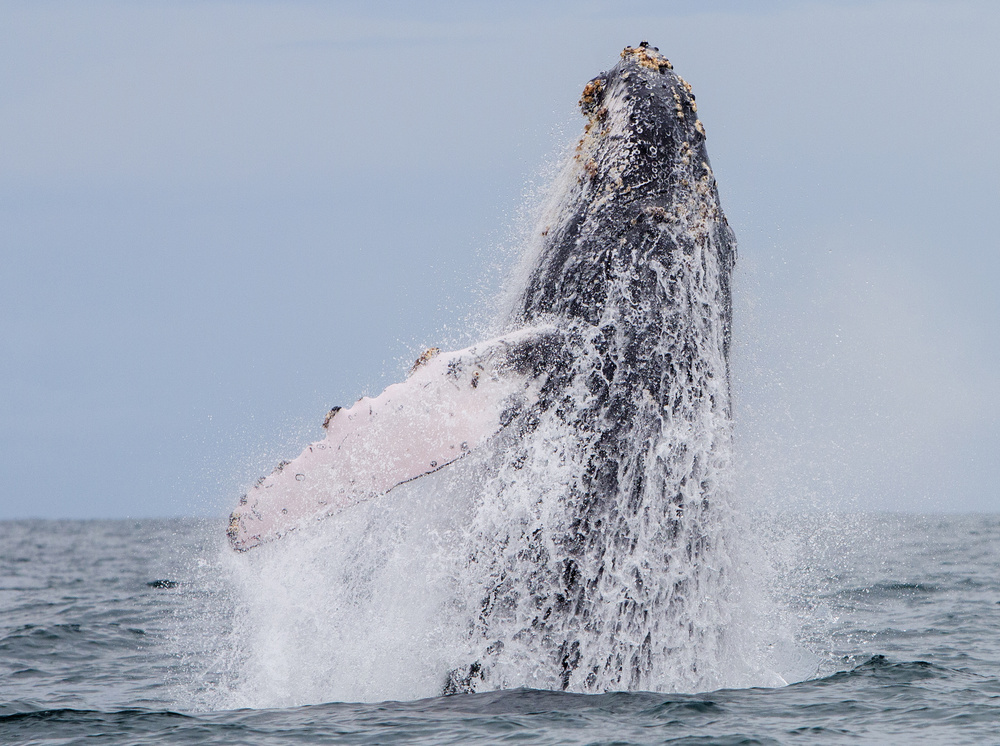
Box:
[227,327,563,552]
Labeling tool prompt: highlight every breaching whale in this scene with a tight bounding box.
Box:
[228,43,736,694]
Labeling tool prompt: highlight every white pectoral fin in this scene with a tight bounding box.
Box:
[227,329,556,551]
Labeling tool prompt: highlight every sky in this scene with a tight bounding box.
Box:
[1,0,997,519]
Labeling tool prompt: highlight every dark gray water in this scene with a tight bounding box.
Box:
[1,514,998,744]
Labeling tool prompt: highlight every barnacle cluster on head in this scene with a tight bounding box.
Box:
[621,41,672,72]
[579,76,608,117]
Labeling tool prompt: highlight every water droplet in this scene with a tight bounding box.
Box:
[295,473,305,481]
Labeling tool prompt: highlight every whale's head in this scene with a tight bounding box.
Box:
[516,42,733,326]
[573,42,712,210]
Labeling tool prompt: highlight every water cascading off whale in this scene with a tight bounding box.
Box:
[228,43,737,694]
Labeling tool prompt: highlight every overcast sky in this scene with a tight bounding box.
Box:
[1,0,997,518]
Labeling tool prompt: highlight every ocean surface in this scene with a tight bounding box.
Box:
[1,513,998,745]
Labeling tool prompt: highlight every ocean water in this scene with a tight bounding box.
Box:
[1,513,997,745]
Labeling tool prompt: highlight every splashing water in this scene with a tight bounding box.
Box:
[214,45,796,708]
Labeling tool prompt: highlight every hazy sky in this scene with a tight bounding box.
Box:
[2,0,997,518]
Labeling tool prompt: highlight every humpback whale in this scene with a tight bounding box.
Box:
[228,43,736,694]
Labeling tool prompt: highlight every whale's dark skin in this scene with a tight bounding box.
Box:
[517,46,735,341]
[448,43,737,693]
